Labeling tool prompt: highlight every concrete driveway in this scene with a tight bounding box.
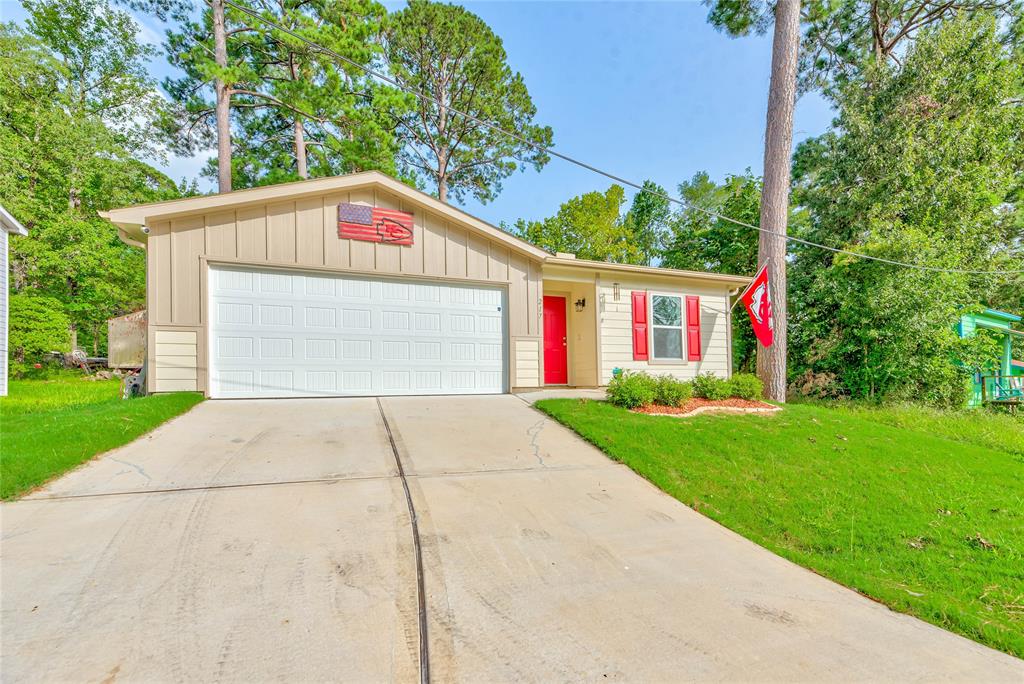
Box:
[2,395,1021,682]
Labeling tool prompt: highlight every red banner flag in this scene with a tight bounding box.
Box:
[740,263,774,347]
[338,203,414,245]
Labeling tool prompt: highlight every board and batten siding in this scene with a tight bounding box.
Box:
[144,185,543,393]
[598,280,731,384]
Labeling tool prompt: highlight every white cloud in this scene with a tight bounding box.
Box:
[129,10,164,47]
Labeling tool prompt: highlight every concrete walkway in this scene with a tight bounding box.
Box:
[2,395,1021,682]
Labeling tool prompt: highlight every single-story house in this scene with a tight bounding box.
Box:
[1,204,29,397]
[100,172,750,398]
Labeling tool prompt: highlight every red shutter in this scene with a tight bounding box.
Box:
[686,295,702,361]
[631,291,649,361]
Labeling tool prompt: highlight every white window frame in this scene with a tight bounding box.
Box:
[648,292,686,363]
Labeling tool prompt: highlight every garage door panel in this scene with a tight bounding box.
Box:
[209,266,507,398]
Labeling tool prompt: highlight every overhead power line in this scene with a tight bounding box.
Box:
[220,0,1024,276]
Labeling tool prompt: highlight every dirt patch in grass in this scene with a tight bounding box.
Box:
[634,398,779,416]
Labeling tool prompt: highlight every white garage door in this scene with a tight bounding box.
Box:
[208,266,507,398]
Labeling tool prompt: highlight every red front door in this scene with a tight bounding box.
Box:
[543,295,568,384]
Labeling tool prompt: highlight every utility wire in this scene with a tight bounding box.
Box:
[221,0,1024,276]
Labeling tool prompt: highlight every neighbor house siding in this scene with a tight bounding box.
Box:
[144,184,543,394]
[1,229,8,396]
[598,279,731,384]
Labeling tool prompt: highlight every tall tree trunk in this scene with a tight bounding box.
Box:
[212,0,232,193]
[294,118,308,179]
[756,0,800,403]
[288,53,308,180]
[436,149,448,203]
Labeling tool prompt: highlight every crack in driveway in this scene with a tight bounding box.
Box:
[526,419,547,467]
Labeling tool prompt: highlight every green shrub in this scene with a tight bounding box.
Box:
[8,294,70,363]
[653,375,693,407]
[692,372,730,400]
[607,371,656,408]
[728,373,764,400]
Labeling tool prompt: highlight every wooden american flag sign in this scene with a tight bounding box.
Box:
[337,203,414,245]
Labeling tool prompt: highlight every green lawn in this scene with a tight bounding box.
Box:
[536,399,1024,658]
[1,374,203,499]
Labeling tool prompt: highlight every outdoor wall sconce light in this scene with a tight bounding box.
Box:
[612,282,621,301]
[574,298,586,312]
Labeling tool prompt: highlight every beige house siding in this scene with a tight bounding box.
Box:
[513,337,541,387]
[151,329,198,392]
[598,279,731,384]
[144,184,543,394]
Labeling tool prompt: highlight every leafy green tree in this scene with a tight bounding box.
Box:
[664,172,762,276]
[1,5,182,357]
[623,180,672,266]
[7,294,71,364]
[22,0,166,207]
[384,0,553,203]
[508,185,639,263]
[788,14,1024,405]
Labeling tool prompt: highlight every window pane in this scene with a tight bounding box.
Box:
[652,295,681,326]
[653,327,683,359]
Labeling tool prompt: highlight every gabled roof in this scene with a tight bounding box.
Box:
[0,204,28,236]
[99,171,549,260]
[99,171,751,288]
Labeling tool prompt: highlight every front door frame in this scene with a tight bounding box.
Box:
[543,293,569,385]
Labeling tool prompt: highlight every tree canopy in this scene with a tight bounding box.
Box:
[787,13,1024,404]
[161,0,409,188]
[508,185,641,264]
[1,1,183,357]
[384,0,553,203]
[705,0,1023,95]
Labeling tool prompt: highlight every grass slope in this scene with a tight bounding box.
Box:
[536,399,1024,658]
[1,375,203,499]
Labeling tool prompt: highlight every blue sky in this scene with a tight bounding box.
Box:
[2,0,835,226]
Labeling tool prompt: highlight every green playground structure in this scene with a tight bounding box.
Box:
[957,309,1023,409]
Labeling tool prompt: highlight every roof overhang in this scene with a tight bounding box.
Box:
[0,204,28,236]
[99,171,550,259]
[982,308,1022,323]
[544,255,751,288]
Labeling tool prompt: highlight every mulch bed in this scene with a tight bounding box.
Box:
[633,397,779,416]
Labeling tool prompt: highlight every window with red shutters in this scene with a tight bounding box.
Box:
[685,295,702,361]
[631,291,649,360]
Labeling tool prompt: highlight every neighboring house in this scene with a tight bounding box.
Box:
[1,205,29,396]
[101,172,749,398]
[957,308,1023,407]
